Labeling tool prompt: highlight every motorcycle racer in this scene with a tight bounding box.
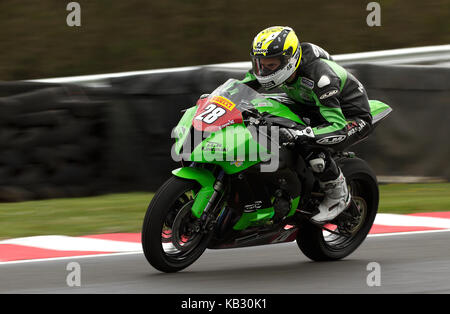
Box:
[240,26,373,223]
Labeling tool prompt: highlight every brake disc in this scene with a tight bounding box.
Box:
[171,201,203,252]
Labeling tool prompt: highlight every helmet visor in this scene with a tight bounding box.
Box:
[251,54,290,77]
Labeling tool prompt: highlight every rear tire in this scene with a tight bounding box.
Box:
[142,176,211,273]
[296,157,379,261]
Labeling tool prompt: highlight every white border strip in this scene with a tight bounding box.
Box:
[334,44,450,63]
[27,45,450,84]
[374,213,450,229]
[0,235,142,252]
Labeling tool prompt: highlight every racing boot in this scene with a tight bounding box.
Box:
[311,169,351,223]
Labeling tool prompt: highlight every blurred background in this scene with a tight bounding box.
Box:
[1,0,449,80]
[0,0,449,239]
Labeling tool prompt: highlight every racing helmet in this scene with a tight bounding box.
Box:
[250,26,302,90]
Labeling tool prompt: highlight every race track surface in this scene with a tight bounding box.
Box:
[1,230,450,294]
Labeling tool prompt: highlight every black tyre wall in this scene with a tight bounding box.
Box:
[0,85,108,201]
[0,64,448,201]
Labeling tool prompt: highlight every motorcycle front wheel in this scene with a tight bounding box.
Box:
[141,176,212,273]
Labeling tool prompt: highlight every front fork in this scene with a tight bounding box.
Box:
[200,173,226,232]
[172,166,226,232]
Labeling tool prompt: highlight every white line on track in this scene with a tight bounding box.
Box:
[0,251,143,266]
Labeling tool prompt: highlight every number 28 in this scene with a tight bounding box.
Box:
[195,104,226,124]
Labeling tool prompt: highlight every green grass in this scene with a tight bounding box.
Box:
[0,183,449,240]
[0,192,153,240]
[378,183,450,214]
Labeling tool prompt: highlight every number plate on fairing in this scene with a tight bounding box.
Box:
[193,96,243,132]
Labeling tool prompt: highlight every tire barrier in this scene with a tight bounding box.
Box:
[0,64,448,201]
[0,85,108,201]
[347,64,450,181]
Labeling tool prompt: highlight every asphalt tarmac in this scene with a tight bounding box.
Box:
[1,230,450,294]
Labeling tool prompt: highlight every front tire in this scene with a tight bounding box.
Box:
[142,176,212,272]
[296,157,379,261]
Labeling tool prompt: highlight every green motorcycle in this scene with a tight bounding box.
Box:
[142,78,392,273]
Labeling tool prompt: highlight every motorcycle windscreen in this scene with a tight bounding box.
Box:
[192,79,261,132]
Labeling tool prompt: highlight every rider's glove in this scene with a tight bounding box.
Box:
[279,127,315,147]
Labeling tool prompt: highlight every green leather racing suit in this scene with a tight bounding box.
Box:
[240,42,373,181]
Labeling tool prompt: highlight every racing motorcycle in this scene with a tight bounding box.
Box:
[141,78,392,273]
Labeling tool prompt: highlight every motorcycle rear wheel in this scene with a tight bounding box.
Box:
[142,176,212,273]
[296,157,379,261]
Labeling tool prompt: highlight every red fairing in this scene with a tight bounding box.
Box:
[192,96,243,132]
